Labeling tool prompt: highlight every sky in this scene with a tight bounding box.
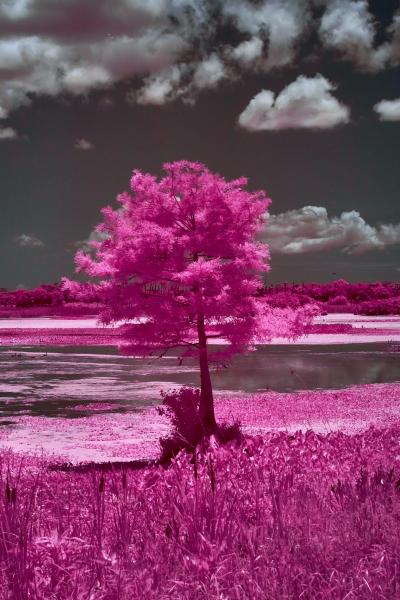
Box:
[0,0,399,289]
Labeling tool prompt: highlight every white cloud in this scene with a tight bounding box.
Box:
[99,31,186,79]
[374,98,400,121]
[0,0,397,117]
[0,0,170,41]
[387,12,400,65]
[74,138,95,151]
[228,36,263,68]
[319,0,387,71]
[0,5,187,114]
[222,0,309,68]
[136,65,183,105]
[262,206,400,255]
[63,65,111,95]
[74,229,110,253]
[0,126,17,139]
[13,233,44,248]
[238,75,350,131]
[192,53,227,90]
[0,36,64,112]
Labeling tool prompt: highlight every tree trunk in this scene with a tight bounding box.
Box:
[197,311,217,433]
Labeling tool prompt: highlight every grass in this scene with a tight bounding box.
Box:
[0,424,399,598]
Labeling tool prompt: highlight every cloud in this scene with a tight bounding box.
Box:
[74,137,95,150]
[0,126,17,139]
[228,36,264,68]
[238,75,350,131]
[136,65,183,105]
[73,229,109,253]
[0,0,170,42]
[99,31,186,79]
[222,0,310,69]
[63,65,111,95]
[0,2,187,114]
[374,98,400,121]
[262,206,400,255]
[0,36,64,112]
[192,53,228,90]
[13,233,45,248]
[135,53,228,106]
[318,0,388,71]
[0,0,398,117]
[388,11,400,64]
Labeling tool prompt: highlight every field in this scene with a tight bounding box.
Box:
[0,424,400,599]
[0,314,399,598]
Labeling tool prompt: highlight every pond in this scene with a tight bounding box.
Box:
[0,343,399,419]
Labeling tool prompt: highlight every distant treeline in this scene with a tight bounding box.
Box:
[0,280,102,309]
[260,280,400,315]
[1,279,400,315]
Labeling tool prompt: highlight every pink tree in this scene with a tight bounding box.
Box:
[76,161,312,432]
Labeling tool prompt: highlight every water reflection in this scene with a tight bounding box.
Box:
[214,344,400,392]
[0,344,398,418]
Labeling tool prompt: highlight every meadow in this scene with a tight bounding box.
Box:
[0,424,399,599]
[0,283,399,598]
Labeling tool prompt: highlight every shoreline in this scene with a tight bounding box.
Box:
[0,382,398,465]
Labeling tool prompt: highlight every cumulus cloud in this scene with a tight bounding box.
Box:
[262,206,400,255]
[0,1,188,113]
[99,31,186,79]
[63,65,111,95]
[222,0,309,69]
[74,138,95,151]
[318,0,389,71]
[374,98,400,121]
[136,65,183,105]
[0,126,17,139]
[13,233,44,248]
[192,53,227,90]
[0,0,398,116]
[135,53,228,105]
[388,11,400,64]
[228,36,264,68]
[0,0,170,42]
[238,75,350,131]
[0,36,64,112]
[73,229,109,253]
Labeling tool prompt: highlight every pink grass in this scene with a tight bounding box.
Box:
[0,424,399,598]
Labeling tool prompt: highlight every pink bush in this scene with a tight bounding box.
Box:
[157,387,243,463]
[261,281,400,314]
[329,294,349,306]
[355,298,400,316]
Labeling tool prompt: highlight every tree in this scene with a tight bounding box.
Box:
[76,161,312,433]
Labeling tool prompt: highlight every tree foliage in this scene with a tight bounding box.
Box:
[76,161,309,358]
[76,161,314,431]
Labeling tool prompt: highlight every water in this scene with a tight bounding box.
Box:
[0,343,399,419]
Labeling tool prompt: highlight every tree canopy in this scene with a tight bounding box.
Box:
[76,161,313,430]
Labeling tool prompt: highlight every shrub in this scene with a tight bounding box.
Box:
[354,298,400,316]
[157,387,243,464]
[330,294,349,306]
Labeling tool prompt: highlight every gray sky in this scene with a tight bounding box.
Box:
[0,0,399,288]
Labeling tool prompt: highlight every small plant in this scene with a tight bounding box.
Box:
[157,387,243,464]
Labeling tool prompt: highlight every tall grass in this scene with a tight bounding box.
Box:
[0,425,399,598]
